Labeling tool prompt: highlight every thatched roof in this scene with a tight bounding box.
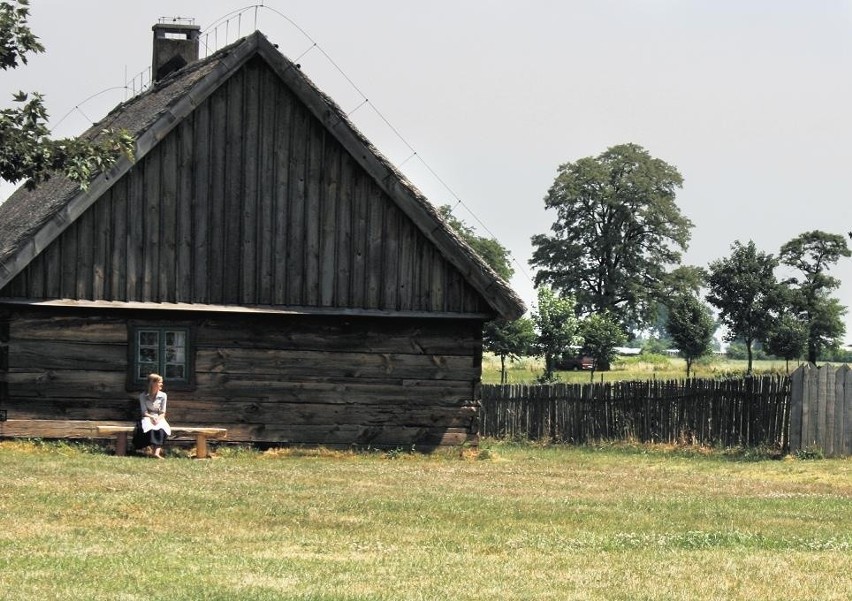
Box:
[0,31,525,320]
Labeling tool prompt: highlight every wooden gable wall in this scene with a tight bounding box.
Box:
[1,57,490,315]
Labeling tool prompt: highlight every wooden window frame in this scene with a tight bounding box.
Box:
[127,322,196,391]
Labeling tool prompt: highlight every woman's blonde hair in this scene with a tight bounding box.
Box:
[147,373,163,393]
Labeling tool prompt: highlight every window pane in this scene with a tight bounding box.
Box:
[165,348,186,363]
[165,364,185,379]
[139,331,159,347]
[139,348,158,363]
[166,331,186,348]
[138,363,158,380]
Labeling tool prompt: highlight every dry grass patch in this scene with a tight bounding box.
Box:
[0,440,849,600]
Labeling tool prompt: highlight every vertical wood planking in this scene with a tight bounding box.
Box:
[0,61,502,318]
[27,239,45,299]
[257,65,277,304]
[304,122,323,306]
[816,366,828,451]
[126,165,145,301]
[192,98,211,304]
[110,178,128,301]
[349,171,368,307]
[286,101,307,306]
[91,190,110,299]
[208,84,228,304]
[75,206,94,299]
[272,85,293,305]
[823,366,836,456]
[834,365,847,457]
[382,202,401,310]
[365,184,384,308]
[176,120,194,303]
[160,133,178,303]
[789,363,803,453]
[241,61,261,304]
[319,132,339,307]
[417,239,432,311]
[430,255,445,312]
[397,219,414,311]
[142,152,160,301]
[223,70,245,304]
[335,153,354,307]
[59,220,77,298]
[844,365,852,455]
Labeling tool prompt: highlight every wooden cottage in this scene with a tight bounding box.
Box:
[0,25,525,449]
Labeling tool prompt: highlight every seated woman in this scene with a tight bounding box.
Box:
[135,373,172,458]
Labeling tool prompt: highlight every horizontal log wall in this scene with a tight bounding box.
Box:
[1,57,487,315]
[481,377,791,449]
[1,308,483,448]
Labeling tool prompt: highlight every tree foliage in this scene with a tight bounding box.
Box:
[483,317,535,384]
[706,240,780,374]
[778,230,849,363]
[530,143,693,331]
[439,205,513,281]
[666,293,714,378]
[531,287,580,382]
[764,312,808,373]
[439,205,530,384]
[579,312,626,380]
[0,0,133,190]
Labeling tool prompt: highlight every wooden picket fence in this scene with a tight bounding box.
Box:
[480,376,791,449]
[789,365,852,457]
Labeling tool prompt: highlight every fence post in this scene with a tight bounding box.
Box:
[789,365,804,454]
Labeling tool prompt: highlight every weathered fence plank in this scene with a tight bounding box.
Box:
[481,376,791,449]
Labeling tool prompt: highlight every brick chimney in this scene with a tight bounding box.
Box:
[152,22,201,83]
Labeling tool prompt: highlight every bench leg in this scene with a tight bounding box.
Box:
[115,432,128,456]
[195,434,208,459]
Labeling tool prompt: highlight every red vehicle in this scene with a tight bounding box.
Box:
[555,354,595,371]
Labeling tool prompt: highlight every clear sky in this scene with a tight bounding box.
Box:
[2,1,852,343]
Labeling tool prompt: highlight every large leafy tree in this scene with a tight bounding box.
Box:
[439,205,534,384]
[531,287,580,382]
[530,143,693,331]
[706,240,780,374]
[666,293,714,378]
[0,0,132,190]
[778,230,850,363]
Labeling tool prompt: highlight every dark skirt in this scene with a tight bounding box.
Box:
[132,421,168,449]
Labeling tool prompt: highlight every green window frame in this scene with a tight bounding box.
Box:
[130,326,192,387]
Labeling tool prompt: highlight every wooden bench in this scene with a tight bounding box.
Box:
[96,425,228,458]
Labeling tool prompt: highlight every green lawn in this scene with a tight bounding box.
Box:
[0,440,849,600]
[482,353,805,384]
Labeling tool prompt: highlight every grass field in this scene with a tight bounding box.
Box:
[481,353,805,384]
[0,440,849,600]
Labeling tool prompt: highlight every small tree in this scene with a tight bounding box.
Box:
[764,313,808,373]
[706,240,780,374]
[532,287,580,382]
[666,294,714,378]
[484,317,535,384]
[779,230,850,363]
[579,312,626,381]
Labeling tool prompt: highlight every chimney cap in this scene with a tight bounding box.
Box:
[152,20,200,37]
